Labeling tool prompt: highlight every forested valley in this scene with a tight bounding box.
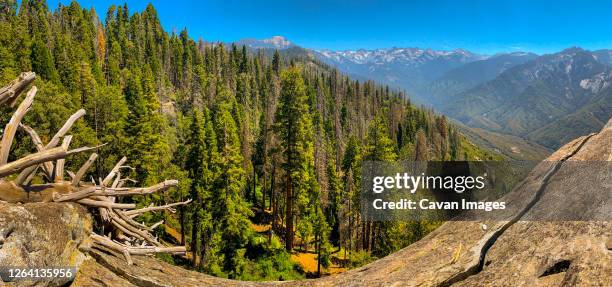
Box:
[0,0,499,280]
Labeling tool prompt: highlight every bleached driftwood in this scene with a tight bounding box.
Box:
[15,108,86,185]
[93,180,178,196]
[125,199,192,217]
[0,146,67,178]
[0,73,188,263]
[0,86,37,165]
[20,124,54,177]
[72,153,98,186]
[54,135,73,182]
[0,71,35,105]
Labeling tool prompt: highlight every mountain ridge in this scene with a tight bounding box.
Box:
[443,47,612,148]
[235,37,611,150]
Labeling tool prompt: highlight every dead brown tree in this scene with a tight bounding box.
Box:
[0,72,189,264]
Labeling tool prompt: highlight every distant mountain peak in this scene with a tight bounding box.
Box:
[264,36,292,47]
[314,47,486,66]
[504,51,537,57]
[442,47,612,149]
[560,46,585,53]
[237,36,294,50]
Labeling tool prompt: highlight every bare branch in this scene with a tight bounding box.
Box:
[90,233,186,256]
[72,153,98,186]
[76,198,136,209]
[114,209,149,230]
[54,135,72,182]
[19,124,54,177]
[0,86,37,165]
[47,109,86,149]
[117,178,137,188]
[123,249,133,265]
[124,199,192,217]
[53,186,96,202]
[19,124,44,151]
[66,144,107,156]
[15,109,86,184]
[149,220,164,230]
[93,180,178,197]
[0,146,67,178]
[110,216,145,241]
[111,171,121,188]
[103,156,127,187]
[0,72,35,105]
[109,209,161,246]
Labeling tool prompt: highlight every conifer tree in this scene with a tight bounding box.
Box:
[272,50,280,75]
[31,36,58,81]
[364,115,397,162]
[213,89,253,276]
[415,128,428,161]
[186,109,208,267]
[275,66,314,251]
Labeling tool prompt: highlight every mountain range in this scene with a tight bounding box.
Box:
[237,37,612,150]
[444,47,612,148]
[237,35,296,50]
[313,47,485,102]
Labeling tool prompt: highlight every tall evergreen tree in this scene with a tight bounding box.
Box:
[275,66,314,251]
[185,109,209,267]
[213,89,253,276]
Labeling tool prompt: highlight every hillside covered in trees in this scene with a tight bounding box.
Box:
[0,0,499,280]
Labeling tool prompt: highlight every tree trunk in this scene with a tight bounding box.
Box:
[316,233,321,277]
[180,206,186,246]
[191,210,199,267]
[199,233,207,269]
[271,165,276,233]
[253,168,257,206]
[285,173,293,251]
[259,170,265,210]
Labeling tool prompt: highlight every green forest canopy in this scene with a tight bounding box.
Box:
[0,0,500,280]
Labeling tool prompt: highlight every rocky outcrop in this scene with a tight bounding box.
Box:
[2,119,610,287]
[0,203,92,287]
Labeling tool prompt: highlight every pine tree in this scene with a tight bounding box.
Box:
[415,128,428,161]
[0,1,18,80]
[274,66,314,251]
[364,115,397,162]
[213,89,253,276]
[239,45,248,74]
[272,49,280,75]
[185,109,208,267]
[31,35,58,82]
[326,159,341,245]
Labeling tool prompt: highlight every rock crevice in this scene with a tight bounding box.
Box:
[441,133,595,286]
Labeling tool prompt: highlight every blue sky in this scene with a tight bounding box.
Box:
[45,0,612,54]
